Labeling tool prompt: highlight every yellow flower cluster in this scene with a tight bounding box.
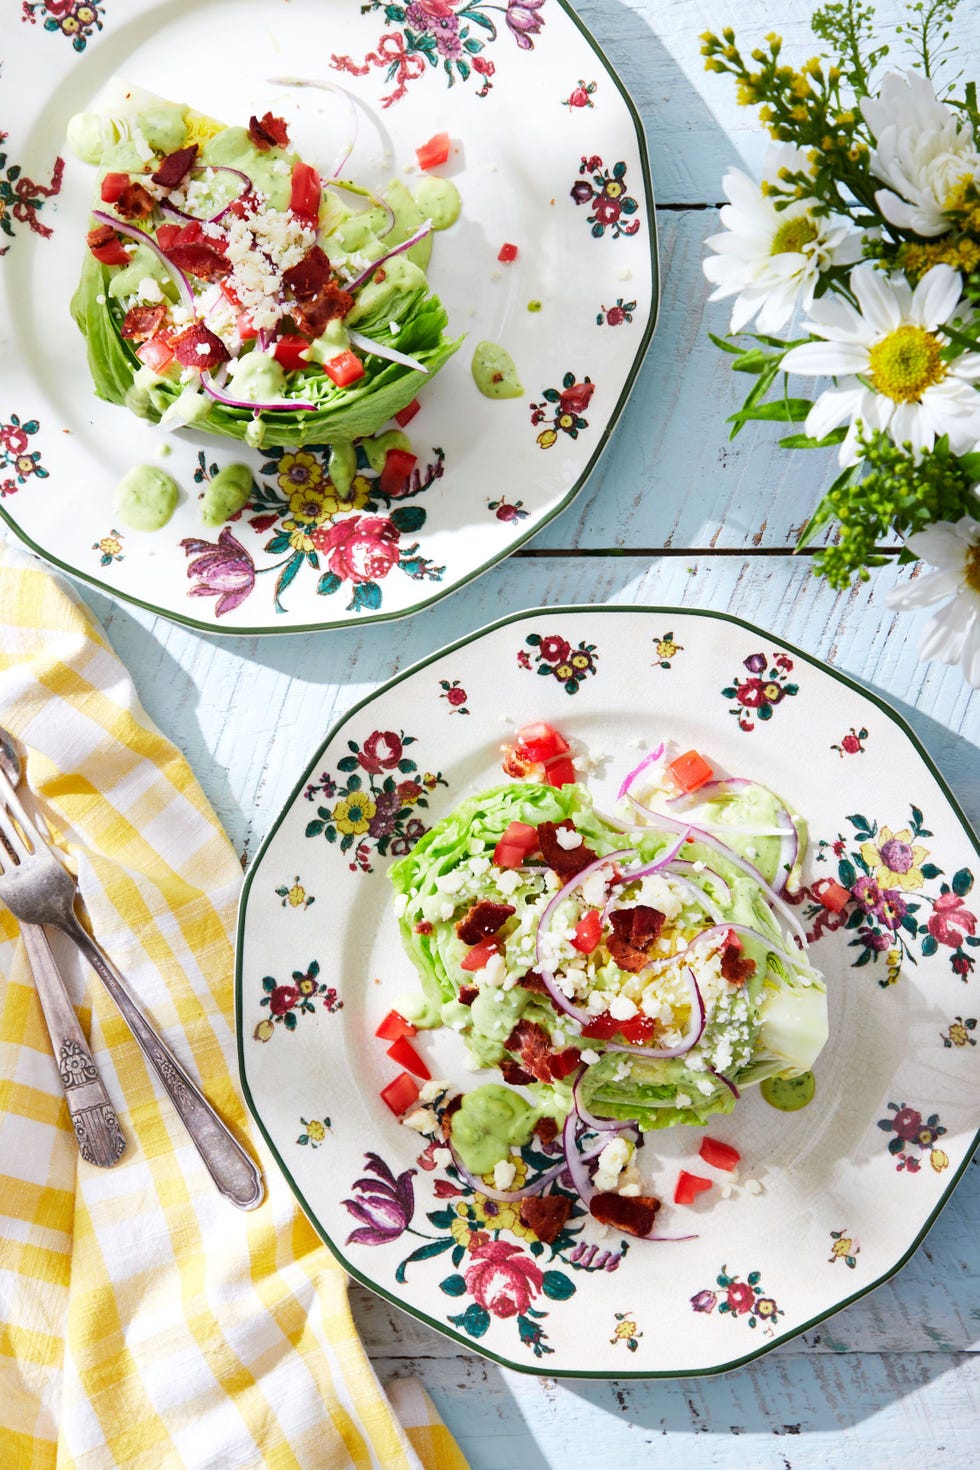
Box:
[900,237,980,280]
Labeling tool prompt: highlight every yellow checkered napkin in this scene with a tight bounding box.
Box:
[0,545,468,1470]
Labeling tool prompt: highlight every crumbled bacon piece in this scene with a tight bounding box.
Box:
[248,111,290,151]
[87,223,121,250]
[457,984,479,1006]
[120,304,168,341]
[589,1191,661,1237]
[414,920,433,935]
[151,144,199,189]
[283,245,332,300]
[503,1018,556,1084]
[169,321,231,370]
[164,242,231,281]
[440,1093,462,1138]
[499,1058,535,1086]
[536,820,597,879]
[520,1194,572,1244]
[114,182,156,220]
[456,900,515,946]
[291,282,355,336]
[517,969,549,995]
[720,944,757,986]
[607,905,665,972]
[533,1116,559,1146]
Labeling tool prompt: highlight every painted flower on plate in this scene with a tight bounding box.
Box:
[861,70,980,237]
[780,264,980,466]
[343,1153,416,1246]
[464,1239,544,1319]
[928,891,977,947]
[886,516,980,688]
[859,825,930,891]
[505,0,545,51]
[180,528,256,618]
[703,144,863,333]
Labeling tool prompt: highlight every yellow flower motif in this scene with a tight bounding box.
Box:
[885,947,903,986]
[558,412,575,430]
[859,827,930,892]
[830,1235,855,1259]
[605,180,623,199]
[332,793,377,835]
[930,1148,949,1173]
[286,884,307,908]
[279,452,324,496]
[571,652,591,670]
[449,1164,539,1243]
[555,663,575,680]
[76,5,96,22]
[307,1119,326,1143]
[97,535,122,558]
[298,975,317,997]
[320,474,372,517]
[537,428,558,449]
[287,484,330,525]
[613,1318,639,1341]
[253,1018,275,1043]
[655,637,681,660]
[948,1021,969,1047]
[285,526,314,554]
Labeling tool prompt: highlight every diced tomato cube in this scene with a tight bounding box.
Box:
[498,242,518,263]
[324,349,365,388]
[394,397,421,427]
[813,878,852,913]
[572,909,602,954]
[698,1137,741,1171]
[236,311,257,342]
[548,1047,582,1079]
[580,1012,621,1041]
[100,172,131,204]
[289,160,322,222]
[274,335,312,371]
[416,131,451,171]
[460,937,500,973]
[380,1071,420,1117]
[135,337,174,373]
[543,756,577,788]
[379,447,419,496]
[515,722,569,762]
[674,1170,713,1205]
[155,223,182,251]
[219,280,242,308]
[89,237,131,267]
[492,821,538,868]
[374,1009,417,1042]
[386,1035,431,1080]
[616,1015,658,1046]
[668,749,714,793]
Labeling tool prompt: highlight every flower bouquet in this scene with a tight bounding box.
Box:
[701,0,980,686]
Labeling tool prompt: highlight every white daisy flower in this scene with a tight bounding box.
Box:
[887,515,980,687]
[861,70,980,238]
[703,145,864,334]
[780,263,980,465]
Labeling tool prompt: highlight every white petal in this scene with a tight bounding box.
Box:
[851,266,904,333]
[961,617,980,687]
[887,565,964,609]
[918,594,976,663]
[805,384,865,441]
[781,341,869,376]
[910,264,962,331]
[803,293,870,344]
[904,520,972,566]
[754,283,800,334]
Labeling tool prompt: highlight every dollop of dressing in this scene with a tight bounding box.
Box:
[450,1083,537,1175]
[760,1071,816,1111]
[471,340,523,400]
[113,465,179,531]
[200,463,253,527]
[413,176,461,231]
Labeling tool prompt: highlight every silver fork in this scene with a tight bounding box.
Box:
[0,766,264,1210]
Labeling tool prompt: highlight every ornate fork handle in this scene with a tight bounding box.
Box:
[63,917,264,1210]
[20,923,127,1168]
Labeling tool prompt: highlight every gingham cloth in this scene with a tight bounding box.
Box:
[0,544,467,1470]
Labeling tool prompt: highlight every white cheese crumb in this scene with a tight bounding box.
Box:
[436,869,467,894]
[555,828,583,851]
[618,1182,642,1197]
[475,952,506,988]
[696,1078,717,1095]
[493,1160,517,1191]
[580,1048,601,1066]
[593,1137,632,1192]
[495,868,522,896]
[419,1079,450,1103]
[432,1147,452,1169]
[609,993,638,1021]
[403,1107,437,1134]
[138,277,164,303]
[675,1093,692,1109]
[745,1178,763,1195]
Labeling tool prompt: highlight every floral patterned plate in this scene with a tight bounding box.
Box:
[236,607,980,1376]
[0,0,655,633]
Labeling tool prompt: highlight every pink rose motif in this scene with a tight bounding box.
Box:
[464,1239,544,1319]
[538,634,571,663]
[269,984,299,1016]
[927,892,977,947]
[605,305,626,325]
[735,678,767,708]
[559,380,595,414]
[0,424,28,457]
[841,733,862,753]
[359,730,403,773]
[891,1106,923,1142]
[593,195,622,225]
[726,1281,756,1315]
[471,55,495,77]
[313,514,401,583]
[446,685,468,706]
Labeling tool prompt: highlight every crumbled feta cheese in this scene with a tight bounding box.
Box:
[586,990,608,1015]
[389,320,401,334]
[579,871,608,906]
[696,1078,716,1095]
[195,343,212,356]
[493,1160,517,1191]
[476,952,506,988]
[432,1147,452,1169]
[555,827,583,851]
[403,1107,437,1134]
[618,1182,641,1197]
[675,1093,692,1109]
[745,1178,763,1195]
[138,277,164,303]
[580,1048,601,1066]
[593,1137,632,1192]
[495,868,522,897]
[419,1079,450,1103]
[609,993,638,1021]
[436,869,467,894]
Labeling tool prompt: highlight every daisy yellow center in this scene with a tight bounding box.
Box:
[771,215,818,255]
[868,325,947,403]
[965,544,980,594]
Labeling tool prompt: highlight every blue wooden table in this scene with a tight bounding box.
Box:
[76,0,979,1464]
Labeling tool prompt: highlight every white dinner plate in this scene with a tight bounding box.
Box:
[0,0,656,633]
[236,606,980,1376]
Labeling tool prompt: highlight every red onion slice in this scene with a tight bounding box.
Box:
[201,366,318,413]
[348,328,428,373]
[572,1066,635,1132]
[616,743,665,801]
[91,210,194,310]
[345,218,433,291]
[666,860,733,904]
[710,1067,741,1100]
[562,1111,597,1204]
[663,873,726,926]
[447,1143,569,1203]
[159,165,251,223]
[534,848,638,1023]
[266,75,362,182]
[601,968,706,1060]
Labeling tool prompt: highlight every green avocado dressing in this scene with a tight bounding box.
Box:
[113,465,179,531]
[138,104,187,154]
[107,244,175,302]
[227,350,286,403]
[413,176,461,231]
[471,341,523,399]
[201,127,293,210]
[761,1071,816,1111]
[450,1084,537,1175]
[346,255,427,326]
[362,429,412,473]
[200,463,253,527]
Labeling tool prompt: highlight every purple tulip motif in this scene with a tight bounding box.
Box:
[343,1152,416,1245]
[505,0,546,49]
[180,527,256,617]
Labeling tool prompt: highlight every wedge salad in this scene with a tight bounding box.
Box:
[385,730,829,1239]
[68,82,461,450]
